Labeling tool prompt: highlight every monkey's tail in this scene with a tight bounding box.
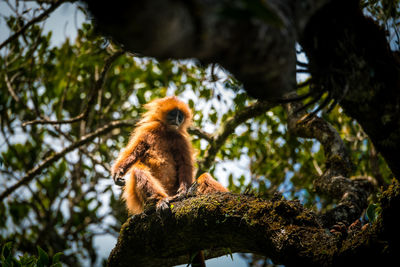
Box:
[191,250,206,267]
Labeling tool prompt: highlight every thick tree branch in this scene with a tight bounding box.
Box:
[108,184,400,267]
[108,193,328,267]
[85,0,331,99]
[0,119,135,201]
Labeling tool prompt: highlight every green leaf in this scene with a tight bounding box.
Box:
[222,247,233,260]
[37,246,49,267]
[52,252,63,264]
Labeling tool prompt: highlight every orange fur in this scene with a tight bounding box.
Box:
[196,173,229,194]
[112,96,228,215]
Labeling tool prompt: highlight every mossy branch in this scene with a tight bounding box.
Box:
[108,193,330,267]
[108,184,400,267]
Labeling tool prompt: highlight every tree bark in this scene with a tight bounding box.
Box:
[85,0,330,99]
[286,99,373,227]
[108,183,400,266]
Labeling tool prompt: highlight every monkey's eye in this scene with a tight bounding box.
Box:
[167,108,185,126]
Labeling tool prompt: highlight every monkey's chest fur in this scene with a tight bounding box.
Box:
[140,130,194,196]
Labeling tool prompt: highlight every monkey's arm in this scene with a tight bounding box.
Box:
[112,139,150,186]
[174,141,195,195]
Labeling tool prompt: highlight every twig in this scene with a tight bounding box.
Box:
[296,78,311,89]
[188,126,213,143]
[80,147,112,173]
[0,119,135,201]
[197,100,277,176]
[296,69,310,74]
[4,71,21,103]
[0,0,65,51]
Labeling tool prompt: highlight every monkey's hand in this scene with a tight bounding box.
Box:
[111,167,126,186]
[111,144,149,186]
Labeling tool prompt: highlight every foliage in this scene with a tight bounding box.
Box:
[1,242,62,267]
[0,1,395,266]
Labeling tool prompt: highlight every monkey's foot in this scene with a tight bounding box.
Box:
[156,198,172,216]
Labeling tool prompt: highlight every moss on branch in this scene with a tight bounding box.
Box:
[108,182,400,266]
[109,193,334,266]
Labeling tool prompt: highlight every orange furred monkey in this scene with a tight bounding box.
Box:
[112,96,228,215]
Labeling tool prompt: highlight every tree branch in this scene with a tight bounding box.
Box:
[197,100,277,176]
[286,98,373,226]
[85,0,330,99]
[108,184,400,266]
[188,125,213,143]
[108,193,328,267]
[0,119,135,201]
[4,71,21,103]
[300,0,400,178]
[0,0,66,51]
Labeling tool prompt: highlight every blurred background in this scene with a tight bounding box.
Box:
[0,1,397,266]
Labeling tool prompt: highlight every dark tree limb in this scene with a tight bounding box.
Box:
[300,0,400,178]
[85,0,331,99]
[286,98,373,226]
[108,184,400,267]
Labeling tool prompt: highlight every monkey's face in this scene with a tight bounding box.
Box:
[166,108,185,130]
[142,96,192,131]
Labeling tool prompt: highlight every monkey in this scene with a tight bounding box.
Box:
[111,96,228,215]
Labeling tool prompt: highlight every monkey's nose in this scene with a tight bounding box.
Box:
[175,114,181,126]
